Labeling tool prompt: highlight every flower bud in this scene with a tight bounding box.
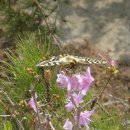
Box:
[44,69,51,82]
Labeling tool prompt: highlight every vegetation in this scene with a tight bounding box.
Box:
[0,34,126,130]
[0,34,66,129]
[0,0,129,130]
[0,0,59,42]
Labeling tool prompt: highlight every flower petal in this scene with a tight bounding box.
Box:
[73,92,83,106]
[28,97,37,112]
[57,71,69,88]
[79,110,94,127]
[63,119,73,130]
[65,101,74,112]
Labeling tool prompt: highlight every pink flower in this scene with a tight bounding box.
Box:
[57,72,80,95]
[67,76,80,94]
[57,67,94,95]
[75,67,94,95]
[66,101,74,112]
[72,92,83,106]
[58,67,94,130]
[57,71,69,88]
[110,59,116,66]
[63,119,73,130]
[85,67,94,85]
[78,110,94,129]
[66,93,83,112]
[28,93,37,112]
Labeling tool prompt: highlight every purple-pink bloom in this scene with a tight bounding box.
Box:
[75,67,94,95]
[72,92,83,106]
[67,76,80,94]
[66,92,83,112]
[57,71,69,89]
[57,72,80,94]
[57,67,94,96]
[77,110,94,129]
[63,119,73,130]
[110,59,116,66]
[85,67,94,85]
[66,101,74,112]
[28,93,37,112]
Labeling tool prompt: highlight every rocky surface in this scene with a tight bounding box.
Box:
[57,0,130,63]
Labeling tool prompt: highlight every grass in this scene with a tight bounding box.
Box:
[1,34,43,99]
[0,32,62,99]
[0,33,66,129]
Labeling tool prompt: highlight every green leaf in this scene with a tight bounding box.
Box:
[4,121,12,130]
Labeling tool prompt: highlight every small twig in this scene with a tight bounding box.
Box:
[52,112,64,129]
[0,115,11,117]
[124,109,128,130]
[47,5,58,18]
[45,112,56,130]
[103,100,122,106]
[16,118,25,130]
[4,92,15,106]
[98,74,113,97]
[97,102,111,116]
[107,94,129,107]
[81,97,97,110]
[70,96,81,130]
[49,121,56,130]
[74,108,81,130]
[82,74,113,110]
[44,112,55,130]
[53,3,59,31]
[41,68,51,103]
[33,0,63,50]
[1,89,25,130]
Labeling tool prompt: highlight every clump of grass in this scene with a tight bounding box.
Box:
[91,109,124,130]
[0,32,64,100]
[0,33,66,129]
[1,34,42,99]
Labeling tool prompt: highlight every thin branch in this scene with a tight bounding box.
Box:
[49,121,56,130]
[33,0,63,50]
[82,74,113,110]
[107,94,129,107]
[97,74,112,97]
[16,118,25,130]
[81,96,97,110]
[1,89,25,130]
[97,102,111,116]
[0,115,11,117]
[4,91,15,106]
[41,68,51,103]
[124,109,128,130]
